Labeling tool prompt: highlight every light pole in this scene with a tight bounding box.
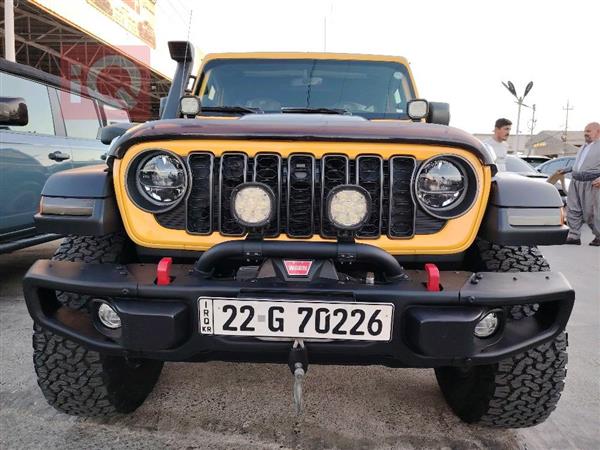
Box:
[501,80,533,154]
[526,104,537,156]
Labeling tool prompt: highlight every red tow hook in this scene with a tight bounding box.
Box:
[424,263,440,292]
[157,257,173,285]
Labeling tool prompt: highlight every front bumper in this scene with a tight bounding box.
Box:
[24,260,574,368]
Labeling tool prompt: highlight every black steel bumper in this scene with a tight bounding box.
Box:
[23,259,574,368]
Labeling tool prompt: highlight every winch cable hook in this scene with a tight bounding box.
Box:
[289,339,308,414]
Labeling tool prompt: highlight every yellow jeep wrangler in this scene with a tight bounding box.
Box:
[26,41,573,427]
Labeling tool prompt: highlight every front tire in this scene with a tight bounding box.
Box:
[32,233,163,417]
[435,332,568,427]
[437,238,567,427]
[33,326,163,417]
[467,238,550,319]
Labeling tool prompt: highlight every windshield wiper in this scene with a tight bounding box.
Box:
[281,107,351,115]
[200,106,263,115]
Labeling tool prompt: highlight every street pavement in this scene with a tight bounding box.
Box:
[1,231,598,450]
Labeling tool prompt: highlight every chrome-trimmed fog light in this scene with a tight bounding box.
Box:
[97,302,121,329]
[231,182,275,228]
[474,311,499,338]
[326,185,371,230]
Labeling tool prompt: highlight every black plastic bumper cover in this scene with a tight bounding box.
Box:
[23,260,574,368]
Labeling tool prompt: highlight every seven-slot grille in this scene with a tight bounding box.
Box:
[162,152,434,239]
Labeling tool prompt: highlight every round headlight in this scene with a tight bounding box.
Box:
[415,156,477,219]
[231,182,275,227]
[137,153,187,204]
[326,185,371,230]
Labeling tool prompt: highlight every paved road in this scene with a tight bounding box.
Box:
[1,233,598,449]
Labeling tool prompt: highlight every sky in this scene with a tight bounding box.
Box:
[165,0,598,135]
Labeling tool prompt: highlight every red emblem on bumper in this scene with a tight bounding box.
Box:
[283,260,313,276]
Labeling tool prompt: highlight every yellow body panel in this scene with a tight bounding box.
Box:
[114,140,491,255]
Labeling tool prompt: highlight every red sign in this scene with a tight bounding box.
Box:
[283,260,313,277]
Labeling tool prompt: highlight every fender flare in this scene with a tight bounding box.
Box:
[35,165,122,236]
[478,173,567,246]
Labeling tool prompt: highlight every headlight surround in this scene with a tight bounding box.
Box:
[415,155,478,219]
[231,182,275,228]
[326,185,371,230]
[126,150,188,213]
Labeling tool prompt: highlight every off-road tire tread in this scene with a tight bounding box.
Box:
[34,233,162,417]
[52,233,128,310]
[436,332,568,428]
[473,239,549,319]
[33,325,118,417]
[33,326,163,417]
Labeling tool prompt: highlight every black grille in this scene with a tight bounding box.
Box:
[187,153,213,234]
[253,153,282,237]
[171,152,444,238]
[287,154,315,238]
[321,155,349,238]
[356,155,383,238]
[388,157,416,238]
[218,153,247,236]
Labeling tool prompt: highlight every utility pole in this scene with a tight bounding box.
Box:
[562,100,574,155]
[527,104,537,156]
[4,0,16,62]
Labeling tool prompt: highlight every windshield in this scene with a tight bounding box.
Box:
[196,58,415,119]
[505,156,539,174]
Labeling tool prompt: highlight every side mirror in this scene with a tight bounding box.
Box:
[0,97,29,126]
[100,122,136,145]
[427,102,450,125]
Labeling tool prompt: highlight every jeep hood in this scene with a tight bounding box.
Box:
[109,114,495,165]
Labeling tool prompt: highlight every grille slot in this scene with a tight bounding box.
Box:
[356,155,383,238]
[388,156,416,238]
[287,154,315,238]
[254,153,282,237]
[187,153,214,234]
[320,155,350,238]
[218,153,247,236]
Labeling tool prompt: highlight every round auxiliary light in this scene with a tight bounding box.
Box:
[97,302,122,329]
[326,185,371,230]
[231,182,275,228]
[474,312,499,338]
[137,152,187,205]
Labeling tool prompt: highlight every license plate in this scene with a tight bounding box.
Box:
[198,297,394,341]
